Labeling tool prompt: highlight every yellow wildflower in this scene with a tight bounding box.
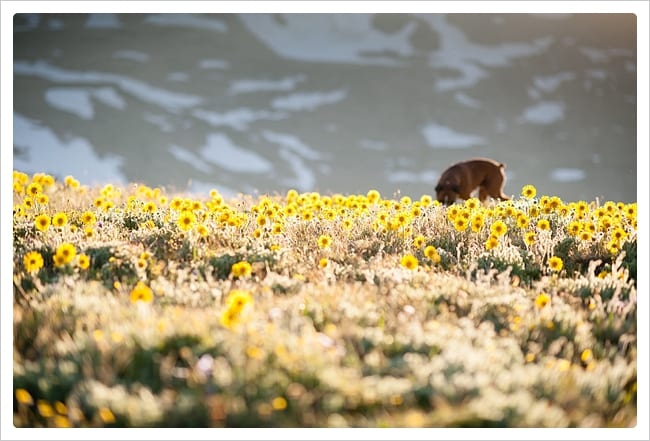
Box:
[55,242,77,265]
[52,212,68,228]
[26,182,43,197]
[196,223,209,238]
[485,235,499,250]
[470,213,485,233]
[516,214,530,229]
[567,221,582,236]
[367,189,381,203]
[548,256,563,272]
[536,219,550,231]
[77,254,90,270]
[424,245,441,263]
[219,308,240,329]
[130,282,154,304]
[580,349,593,363]
[490,220,507,237]
[98,407,116,424]
[231,261,253,278]
[317,234,332,249]
[15,388,33,405]
[37,400,54,418]
[177,210,197,231]
[37,194,49,205]
[454,217,468,232]
[53,415,72,428]
[521,184,536,199]
[272,396,287,411]
[535,293,551,309]
[420,194,433,206]
[225,289,254,313]
[34,214,51,232]
[524,231,537,246]
[400,254,418,270]
[579,231,593,242]
[24,251,44,273]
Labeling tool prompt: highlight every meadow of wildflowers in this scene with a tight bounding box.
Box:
[12,171,637,428]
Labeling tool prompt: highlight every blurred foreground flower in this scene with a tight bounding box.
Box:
[220,290,254,329]
[130,282,154,304]
[15,388,33,405]
[225,289,253,313]
[98,407,116,424]
[535,293,551,309]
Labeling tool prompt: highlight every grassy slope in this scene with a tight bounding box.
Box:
[12,172,637,428]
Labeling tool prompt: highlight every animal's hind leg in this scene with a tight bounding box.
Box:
[485,175,510,200]
[478,187,489,202]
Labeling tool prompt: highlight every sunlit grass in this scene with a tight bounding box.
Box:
[12,170,637,428]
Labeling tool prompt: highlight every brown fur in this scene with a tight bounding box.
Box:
[435,158,510,205]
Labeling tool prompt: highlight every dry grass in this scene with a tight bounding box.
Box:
[12,171,637,428]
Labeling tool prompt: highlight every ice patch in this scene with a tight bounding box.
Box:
[262,131,322,160]
[550,168,586,182]
[521,101,565,125]
[167,72,189,82]
[44,87,126,120]
[143,113,174,132]
[417,14,553,91]
[13,114,125,184]
[15,61,202,112]
[168,145,213,174]
[229,75,305,95]
[92,88,126,109]
[271,90,347,112]
[48,18,65,30]
[360,139,388,151]
[200,134,272,173]
[454,92,482,109]
[14,14,41,32]
[113,50,150,63]
[261,131,322,191]
[198,59,230,70]
[239,14,416,66]
[421,122,485,148]
[586,69,607,80]
[277,149,316,191]
[85,14,122,29]
[388,170,439,183]
[193,108,287,131]
[533,72,575,92]
[144,14,227,33]
[580,48,609,63]
[45,88,94,120]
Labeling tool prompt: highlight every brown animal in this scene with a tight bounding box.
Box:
[435,158,510,205]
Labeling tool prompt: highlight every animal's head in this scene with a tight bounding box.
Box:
[435,182,460,205]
